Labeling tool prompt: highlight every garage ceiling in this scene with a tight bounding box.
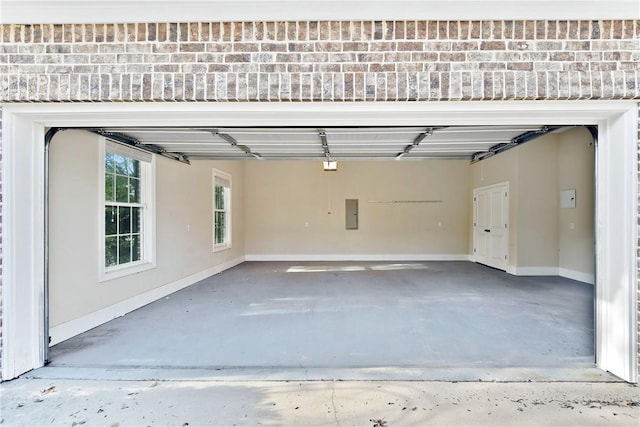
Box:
[88,125,564,163]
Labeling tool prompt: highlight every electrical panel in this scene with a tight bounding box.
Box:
[345,199,358,230]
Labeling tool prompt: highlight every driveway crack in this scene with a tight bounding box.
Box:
[331,381,339,426]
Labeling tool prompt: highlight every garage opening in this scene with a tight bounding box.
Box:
[2,101,635,383]
[43,124,601,380]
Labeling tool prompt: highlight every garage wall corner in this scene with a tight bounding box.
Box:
[471,130,595,281]
[48,130,245,343]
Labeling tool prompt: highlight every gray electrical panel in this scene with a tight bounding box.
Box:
[345,199,358,230]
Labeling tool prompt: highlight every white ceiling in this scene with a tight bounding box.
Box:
[95,125,551,162]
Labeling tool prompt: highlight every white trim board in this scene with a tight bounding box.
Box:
[245,254,470,262]
[49,256,245,346]
[507,266,560,276]
[507,266,595,285]
[3,101,634,127]
[1,1,638,23]
[559,268,595,285]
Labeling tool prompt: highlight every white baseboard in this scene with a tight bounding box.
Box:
[558,268,595,285]
[244,254,470,262]
[506,265,595,285]
[508,266,559,276]
[50,256,245,346]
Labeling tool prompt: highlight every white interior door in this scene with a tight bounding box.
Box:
[473,183,509,271]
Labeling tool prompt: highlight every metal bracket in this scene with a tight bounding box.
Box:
[318,129,331,160]
[396,127,434,159]
[586,125,598,147]
[213,130,262,159]
[471,125,571,164]
[88,128,191,164]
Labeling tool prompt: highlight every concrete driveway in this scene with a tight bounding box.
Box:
[1,378,638,426]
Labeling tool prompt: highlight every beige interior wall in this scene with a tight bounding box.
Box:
[49,130,244,326]
[244,160,471,256]
[470,134,561,270]
[469,129,594,276]
[515,134,560,268]
[558,127,595,276]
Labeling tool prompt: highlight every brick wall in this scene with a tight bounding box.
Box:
[0,20,638,381]
[0,21,638,101]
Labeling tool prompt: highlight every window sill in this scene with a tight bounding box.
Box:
[213,243,232,253]
[100,261,156,283]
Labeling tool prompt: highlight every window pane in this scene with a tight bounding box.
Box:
[115,175,129,202]
[105,236,118,267]
[105,152,115,173]
[105,206,117,235]
[118,236,132,264]
[127,158,140,177]
[104,148,151,270]
[119,206,131,234]
[214,211,220,243]
[215,211,226,244]
[131,207,141,234]
[105,174,114,201]
[129,177,140,203]
[132,234,141,262]
[115,154,127,175]
[215,185,225,210]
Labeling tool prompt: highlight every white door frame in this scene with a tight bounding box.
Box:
[1,100,637,382]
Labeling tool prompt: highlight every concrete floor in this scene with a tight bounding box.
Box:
[8,262,633,426]
[45,261,597,381]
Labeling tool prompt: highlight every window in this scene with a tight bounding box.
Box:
[213,169,232,251]
[101,139,155,281]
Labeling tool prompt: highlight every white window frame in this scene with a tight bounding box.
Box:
[213,168,232,252]
[98,138,156,281]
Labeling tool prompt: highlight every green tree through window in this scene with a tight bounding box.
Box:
[104,145,146,269]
